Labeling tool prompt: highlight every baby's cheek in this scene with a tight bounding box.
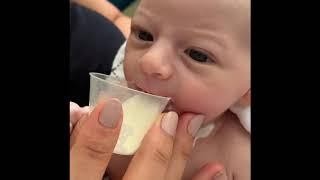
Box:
[201,100,227,122]
[175,96,212,121]
[123,59,134,81]
[186,95,232,122]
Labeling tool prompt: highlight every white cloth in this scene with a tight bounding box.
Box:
[111,41,126,80]
[111,41,250,134]
[230,105,251,133]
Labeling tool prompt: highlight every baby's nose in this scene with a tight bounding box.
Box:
[139,48,174,80]
[140,59,173,80]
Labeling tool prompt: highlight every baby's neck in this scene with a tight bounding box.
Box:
[192,110,237,148]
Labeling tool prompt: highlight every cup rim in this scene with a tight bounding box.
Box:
[89,72,171,101]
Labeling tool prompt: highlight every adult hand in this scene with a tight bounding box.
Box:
[70,100,225,180]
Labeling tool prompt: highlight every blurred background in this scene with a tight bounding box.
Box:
[108,0,140,16]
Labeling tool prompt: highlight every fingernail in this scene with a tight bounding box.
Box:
[161,111,178,137]
[188,115,204,137]
[82,106,91,114]
[213,170,224,179]
[99,98,122,128]
[70,102,80,110]
[70,122,73,133]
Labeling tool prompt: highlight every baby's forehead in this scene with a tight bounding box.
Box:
[136,0,249,30]
[136,0,249,45]
[138,0,249,16]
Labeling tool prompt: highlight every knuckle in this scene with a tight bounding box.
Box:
[81,139,112,160]
[142,134,173,167]
[152,147,171,167]
[78,129,114,160]
[174,138,193,161]
[179,147,192,161]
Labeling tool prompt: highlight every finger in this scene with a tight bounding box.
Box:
[70,102,87,126]
[212,168,227,180]
[70,104,90,134]
[192,163,226,180]
[70,99,123,180]
[123,111,179,180]
[71,106,100,145]
[166,113,204,180]
[70,113,89,148]
[82,106,91,114]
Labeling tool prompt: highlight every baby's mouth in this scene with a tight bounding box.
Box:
[128,83,154,96]
[128,83,176,113]
[163,100,175,113]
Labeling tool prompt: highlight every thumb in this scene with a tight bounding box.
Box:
[70,98,123,180]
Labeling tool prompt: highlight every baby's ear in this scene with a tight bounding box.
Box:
[237,90,251,107]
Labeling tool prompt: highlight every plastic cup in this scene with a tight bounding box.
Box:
[89,72,170,155]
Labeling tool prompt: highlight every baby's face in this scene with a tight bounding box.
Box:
[124,0,250,122]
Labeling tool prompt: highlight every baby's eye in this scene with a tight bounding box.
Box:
[184,48,211,63]
[137,30,154,41]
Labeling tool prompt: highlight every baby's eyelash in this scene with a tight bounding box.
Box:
[132,26,154,42]
[184,48,215,63]
[138,30,153,41]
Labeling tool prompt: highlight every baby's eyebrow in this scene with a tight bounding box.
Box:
[132,9,159,30]
[134,8,154,20]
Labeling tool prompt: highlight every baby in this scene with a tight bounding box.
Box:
[105,0,251,179]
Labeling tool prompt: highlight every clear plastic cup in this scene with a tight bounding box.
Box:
[89,72,170,155]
